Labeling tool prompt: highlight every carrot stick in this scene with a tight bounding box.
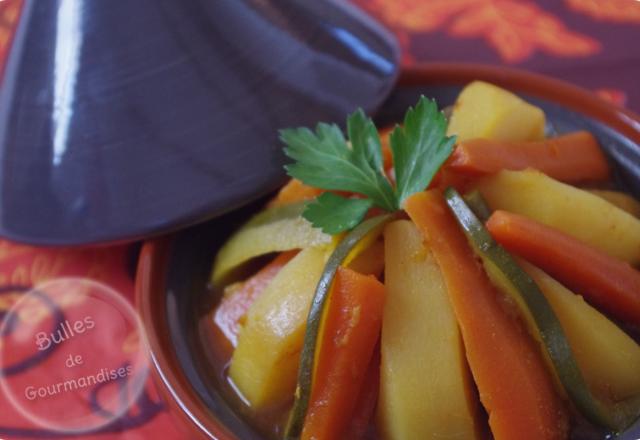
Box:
[213,251,297,346]
[430,166,476,193]
[486,210,640,325]
[405,191,568,440]
[343,347,380,440]
[448,131,610,182]
[269,179,324,207]
[301,267,385,440]
[379,126,393,171]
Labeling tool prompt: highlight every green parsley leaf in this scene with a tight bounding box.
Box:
[303,193,373,235]
[391,96,456,206]
[281,121,396,212]
[346,109,385,187]
[281,96,454,233]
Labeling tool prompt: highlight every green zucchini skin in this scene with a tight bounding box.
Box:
[444,187,617,433]
[284,214,392,440]
[211,201,331,286]
[463,189,492,222]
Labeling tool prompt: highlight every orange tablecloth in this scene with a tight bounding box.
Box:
[0,1,638,438]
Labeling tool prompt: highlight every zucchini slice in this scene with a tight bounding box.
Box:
[284,214,392,439]
[211,202,332,286]
[444,187,618,431]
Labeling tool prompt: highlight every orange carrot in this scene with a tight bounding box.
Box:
[405,191,568,440]
[301,267,385,440]
[448,131,610,183]
[486,210,640,325]
[213,251,297,346]
[430,166,476,193]
[379,126,393,171]
[269,179,323,207]
[343,347,380,440]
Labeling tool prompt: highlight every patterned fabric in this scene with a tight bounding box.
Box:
[352,0,640,108]
[0,0,637,438]
[0,244,185,439]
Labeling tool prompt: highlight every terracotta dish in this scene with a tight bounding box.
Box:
[136,63,640,439]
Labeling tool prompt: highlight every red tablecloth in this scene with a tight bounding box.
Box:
[0,1,638,439]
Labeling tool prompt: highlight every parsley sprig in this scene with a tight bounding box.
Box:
[281,96,455,234]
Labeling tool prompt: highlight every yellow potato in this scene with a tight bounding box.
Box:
[378,220,480,440]
[588,189,640,218]
[477,169,640,265]
[447,80,546,142]
[211,203,331,286]
[228,245,331,409]
[523,262,640,402]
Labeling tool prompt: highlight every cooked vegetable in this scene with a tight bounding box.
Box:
[214,251,297,347]
[285,214,392,439]
[486,210,640,326]
[405,190,569,440]
[476,169,640,264]
[430,167,475,194]
[589,189,640,218]
[379,127,394,170]
[522,262,640,402]
[448,131,610,182]
[300,267,385,440]
[378,220,480,440]
[447,81,546,142]
[344,349,380,440]
[347,239,385,277]
[210,85,640,440]
[444,188,613,429]
[281,98,454,233]
[269,179,324,207]
[211,202,332,286]
[229,245,333,409]
[463,189,492,222]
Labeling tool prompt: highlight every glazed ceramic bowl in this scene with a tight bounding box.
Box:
[136,63,640,440]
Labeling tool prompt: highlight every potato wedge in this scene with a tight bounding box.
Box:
[447,81,545,142]
[523,262,640,402]
[589,189,640,218]
[378,220,479,440]
[229,245,332,409]
[477,169,640,265]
